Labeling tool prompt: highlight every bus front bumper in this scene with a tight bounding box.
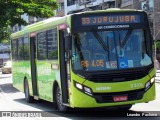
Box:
[70,82,155,108]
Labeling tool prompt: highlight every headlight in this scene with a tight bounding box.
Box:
[74,81,93,96]
[151,77,155,84]
[75,82,83,90]
[145,81,151,90]
[84,86,92,96]
[145,77,155,91]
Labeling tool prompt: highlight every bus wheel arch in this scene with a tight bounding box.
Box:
[53,80,68,112]
[24,77,34,103]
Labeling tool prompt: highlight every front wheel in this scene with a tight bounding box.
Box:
[55,86,68,112]
[24,79,34,103]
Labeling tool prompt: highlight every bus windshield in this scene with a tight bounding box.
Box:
[72,29,152,71]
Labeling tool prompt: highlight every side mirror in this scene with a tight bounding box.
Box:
[65,35,71,51]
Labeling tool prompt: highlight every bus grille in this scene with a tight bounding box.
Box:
[87,69,151,82]
[93,89,144,103]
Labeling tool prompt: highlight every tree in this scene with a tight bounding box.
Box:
[0,0,58,42]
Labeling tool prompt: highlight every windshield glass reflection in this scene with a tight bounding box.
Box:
[72,29,152,71]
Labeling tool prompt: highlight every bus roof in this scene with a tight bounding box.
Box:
[11,16,69,39]
[68,8,144,15]
[11,9,145,39]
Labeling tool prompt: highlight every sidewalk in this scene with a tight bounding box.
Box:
[156,69,160,83]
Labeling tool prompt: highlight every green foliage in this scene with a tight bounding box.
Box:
[156,41,160,49]
[0,0,58,42]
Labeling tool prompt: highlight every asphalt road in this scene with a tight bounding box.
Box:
[0,72,160,119]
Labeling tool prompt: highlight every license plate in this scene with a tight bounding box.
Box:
[113,96,128,102]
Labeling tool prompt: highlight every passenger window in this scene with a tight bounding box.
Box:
[37,32,47,60]
[12,39,18,60]
[18,37,24,60]
[47,29,58,60]
[24,36,29,60]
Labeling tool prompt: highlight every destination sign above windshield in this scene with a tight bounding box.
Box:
[81,15,141,26]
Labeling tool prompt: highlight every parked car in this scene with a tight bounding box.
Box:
[2,61,12,74]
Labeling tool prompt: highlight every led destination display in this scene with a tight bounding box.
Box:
[81,15,141,26]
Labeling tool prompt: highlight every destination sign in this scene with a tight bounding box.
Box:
[81,15,140,26]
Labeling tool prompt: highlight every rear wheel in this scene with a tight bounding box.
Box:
[24,79,34,103]
[55,86,68,112]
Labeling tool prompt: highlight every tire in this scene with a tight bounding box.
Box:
[24,79,34,103]
[118,105,132,111]
[55,86,68,112]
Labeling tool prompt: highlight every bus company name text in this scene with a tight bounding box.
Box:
[2,112,42,117]
[127,112,157,117]
[81,15,140,26]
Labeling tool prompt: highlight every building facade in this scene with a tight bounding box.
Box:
[13,0,160,41]
[153,0,160,40]
[12,14,46,33]
[66,0,116,15]
[56,0,65,17]
[120,0,160,40]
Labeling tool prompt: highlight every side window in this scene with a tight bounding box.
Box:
[47,29,58,60]
[12,39,18,60]
[37,32,47,60]
[18,37,24,60]
[24,36,29,60]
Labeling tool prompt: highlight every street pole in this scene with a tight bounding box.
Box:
[64,0,67,15]
[144,0,157,67]
[102,0,104,10]
[81,0,92,11]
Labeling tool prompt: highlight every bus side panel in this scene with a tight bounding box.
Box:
[12,61,21,91]
[47,60,60,102]
[12,61,32,93]
[36,60,59,102]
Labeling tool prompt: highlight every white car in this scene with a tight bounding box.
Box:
[2,61,12,74]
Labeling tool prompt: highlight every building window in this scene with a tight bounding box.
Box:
[141,0,154,12]
[67,0,76,6]
[122,0,131,4]
[57,3,64,11]
[149,0,154,12]
[61,3,64,9]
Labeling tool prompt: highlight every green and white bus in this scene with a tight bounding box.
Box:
[11,9,155,111]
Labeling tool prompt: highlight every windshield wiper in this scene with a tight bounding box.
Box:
[121,29,132,48]
[92,31,109,52]
[106,36,111,64]
[74,35,87,70]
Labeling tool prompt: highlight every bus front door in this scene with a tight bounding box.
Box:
[30,36,38,98]
[59,30,70,104]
